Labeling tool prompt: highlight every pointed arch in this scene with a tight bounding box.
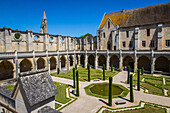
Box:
[37,57,45,69]
[0,60,14,80]
[138,56,151,72]
[61,55,66,68]
[69,55,73,66]
[110,55,119,68]
[20,59,32,72]
[155,56,169,72]
[88,54,95,67]
[80,54,85,67]
[123,56,134,71]
[98,54,106,67]
[50,57,56,70]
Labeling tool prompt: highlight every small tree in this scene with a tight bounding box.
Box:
[137,69,140,91]
[127,65,130,84]
[88,64,90,82]
[76,71,79,97]
[75,64,77,70]
[103,64,105,80]
[108,77,113,106]
[130,74,134,102]
[141,67,144,75]
[57,68,60,74]
[73,68,76,88]
[111,65,113,72]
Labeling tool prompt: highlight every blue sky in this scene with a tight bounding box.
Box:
[0,0,169,37]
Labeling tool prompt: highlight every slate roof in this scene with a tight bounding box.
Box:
[18,70,58,107]
[99,2,170,29]
[38,106,61,113]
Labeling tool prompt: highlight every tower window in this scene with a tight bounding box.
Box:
[122,41,126,47]
[126,31,129,37]
[142,41,146,47]
[150,40,154,47]
[166,40,170,47]
[108,21,110,29]
[129,41,133,48]
[103,32,105,38]
[147,29,150,36]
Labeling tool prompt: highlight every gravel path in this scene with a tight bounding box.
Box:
[52,71,170,113]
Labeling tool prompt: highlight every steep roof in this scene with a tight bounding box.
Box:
[99,2,170,29]
[14,70,58,107]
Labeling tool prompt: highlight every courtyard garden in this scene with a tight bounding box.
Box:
[51,66,119,81]
[132,73,170,97]
[85,83,129,99]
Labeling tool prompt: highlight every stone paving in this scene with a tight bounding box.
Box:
[52,71,170,113]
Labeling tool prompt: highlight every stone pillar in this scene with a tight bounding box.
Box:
[44,33,49,51]
[119,50,122,70]
[26,30,33,51]
[14,50,19,79]
[46,50,50,73]
[73,51,76,66]
[78,55,80,65]
[58,35,61,50]
[58,51,61,71]
[85,50,87,68]
[4,27,12,52]
[112,31,115,50]
[67,51,70,71]
[116,30,120,50]
[134,27,139,50]
[33,50,37,71]
[91,37,94,50]
[95,50,98,69]
[106,50,109,70]
[151,50,155,74]
[79,38,82,50]
[157,24,163,50]
[134,50,137,72]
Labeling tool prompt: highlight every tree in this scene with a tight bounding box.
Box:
[127,65,130,84]
[80,33,93,37]
[103,64,105,80]
[108,77,113,106]
[88,64,90,82]
[76,71,79,97]
[137,69,140,91]
[73,68,76,88]
[130,74,134,102]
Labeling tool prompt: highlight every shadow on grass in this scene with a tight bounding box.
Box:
[98,99,109,106]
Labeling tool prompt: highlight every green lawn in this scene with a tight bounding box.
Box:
[55,103,62,109]
[4,85,15,91]
[51,67,119,81]
[102,104,166,113]
[133,73,170,97]
[54,82,71,104]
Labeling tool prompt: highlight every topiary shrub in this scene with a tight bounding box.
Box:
[73,68,76,88]
[76,71,79,97]
[127,65,130,84]
[137,69,140,91]
[57,68,60,74]
[111,65,113,72]
[130,74,134,102]
[88,64,90,82]
[75,64,77,70]
[108,77,113,106]
[103,64,105,80]
[141,67,144,75]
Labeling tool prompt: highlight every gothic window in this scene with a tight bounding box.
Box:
[14,33,20,39]
[49,37,53,42]
[103,32,105,38]
[142,41,146,47]
[34,36,39,41]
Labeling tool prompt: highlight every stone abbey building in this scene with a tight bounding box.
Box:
[0,2,170,81]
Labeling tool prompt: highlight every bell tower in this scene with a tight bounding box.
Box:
[40,11,47,33]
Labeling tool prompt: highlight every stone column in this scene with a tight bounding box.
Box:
[151,50,155,74]
[79,38,82,50]
[95,50,98,69]
[134,27,139,50]
[67,51,70,71]
[78,55,80,65]
[58,51,61,71]
[91,37,94,50]
[85,50,87,68]
[44,33,49,51]
[14,50,19,79]
[46,50,50,73]
[119,50,122,70]
[111,31,115,50]
[73,51,76,66]
[134,50,137,72]
[33,50,37,71]
[106,50,109,70]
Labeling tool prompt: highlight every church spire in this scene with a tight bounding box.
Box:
[40,11,47,33]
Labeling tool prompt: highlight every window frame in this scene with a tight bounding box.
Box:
[166,40,170,47]
[126,31,129,38]
[142,41,146,47]
[122,41,126,48]
[108,21,110,29]
[147,28,150,36]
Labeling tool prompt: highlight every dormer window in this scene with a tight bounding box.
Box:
[108,21,110,29]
